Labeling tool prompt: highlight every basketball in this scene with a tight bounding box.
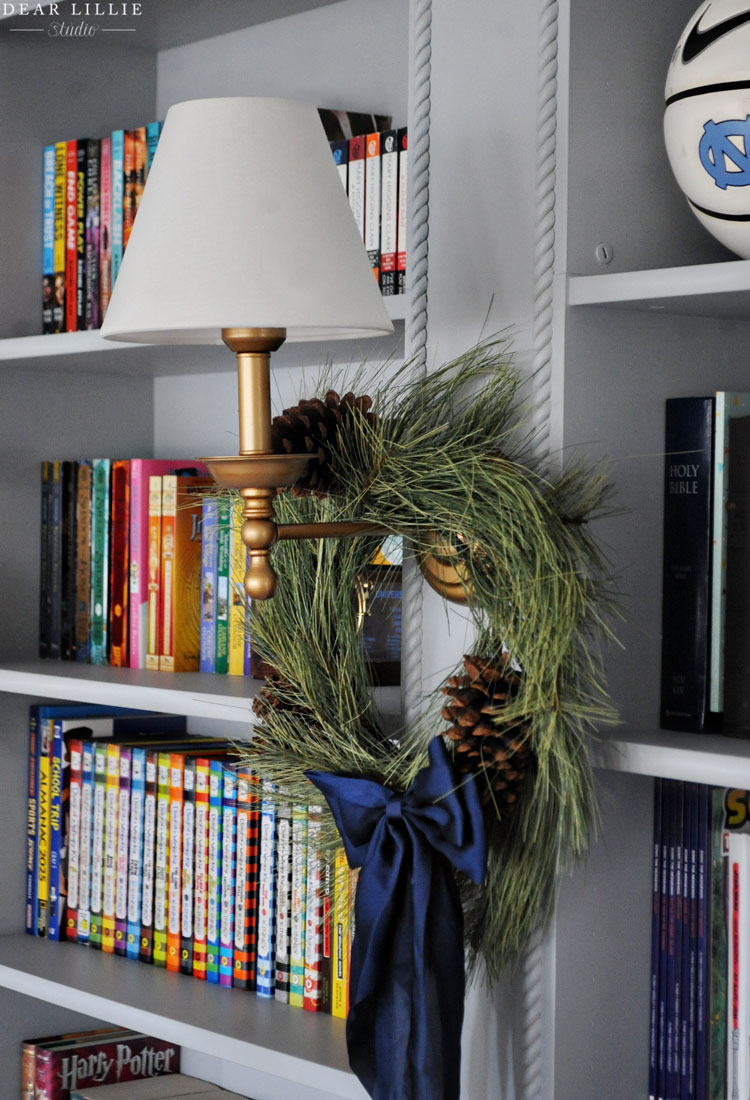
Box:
[664,0,750,258]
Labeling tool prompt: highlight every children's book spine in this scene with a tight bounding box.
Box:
[290,803,307,1007]
[36,718,52,938]
[680,783,697,1100]
[48,460,63,659]
[128,458,146,669]
[192,757,210,980]
[77,740,94,944]
[158,475,178,672]
[99,134,112,318]
[25,711,39,934]
[114,746,131,956]
[180,758,196,975]
[710,789,729,1100]
[378,129,398,295]
[727,830,750,1100]
[256,784,276,998]
[64,738,84,943]
[330,138,348,192]
[126,746,146,960]
[233,767,259,990]
[110,129,124,288]
[206,759,224,984]
[665,780,683,1100]
[396,127,408,295]
[199,497,218,673]
[152,752,171,967]
[304,806,324,1012]
[75,138,86,332]
[228,502,247,676]
[166,752,184,973]
[146,474,162,670]
[90,458,111,666]
[649,779,662,1100]
[347,135,366,243]
[84,137,100,330]
[133,125,147,224]
[214,498,231,675]
[42,144,55,333]
[75,459,92,662]
[64,138,77,333]
[138,749,158,964]
[695,785,710,1100]
[101,743,120,953]
[108,459,130,668]
[274,800,292,1003]
[219,766,237,987]
[122,129,136,250]
[364,131,381,283]
[319,848,334,1013]
[146,119,161,173]
[52,140,66,332]
[88,741,108,949]
[331,846,351,1019]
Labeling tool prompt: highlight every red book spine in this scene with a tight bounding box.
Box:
[108,459,130,667]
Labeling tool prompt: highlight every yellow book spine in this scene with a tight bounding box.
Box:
[146,474,162,670]
[331,847,351,1018]
[101,744,120,953]
[36,722,52,937]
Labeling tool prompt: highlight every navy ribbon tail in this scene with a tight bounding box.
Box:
[306,736,486,1100]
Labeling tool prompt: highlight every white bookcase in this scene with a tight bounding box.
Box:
[4,0,750,1096]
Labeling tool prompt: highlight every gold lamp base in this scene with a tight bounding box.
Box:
[201,327,473,604]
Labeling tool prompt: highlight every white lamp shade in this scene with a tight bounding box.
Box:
[100,97,394,344]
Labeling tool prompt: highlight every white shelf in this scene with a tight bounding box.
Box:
[592,727,750,787]
[0,661,401,724]
[568,259,750,320]
[0,296,407,370]
[0,934,366,1098]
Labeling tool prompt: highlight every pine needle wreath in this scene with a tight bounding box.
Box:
[239,336,619,981]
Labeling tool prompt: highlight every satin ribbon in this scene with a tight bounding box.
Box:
[306,736,486,1100]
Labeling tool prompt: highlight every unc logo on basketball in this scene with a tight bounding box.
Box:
[699,116,750,188]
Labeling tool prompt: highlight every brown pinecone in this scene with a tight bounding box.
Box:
[251,666,304,722]
[441,653,532,813]
[271,389,375,495]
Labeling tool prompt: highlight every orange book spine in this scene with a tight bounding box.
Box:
[161,476,211,672]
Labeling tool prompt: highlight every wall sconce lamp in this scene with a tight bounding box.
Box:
[101,96,394,599]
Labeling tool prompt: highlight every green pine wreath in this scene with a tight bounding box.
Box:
[239,336,618,980]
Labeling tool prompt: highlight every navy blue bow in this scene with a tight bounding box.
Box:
[306,736,486,1100]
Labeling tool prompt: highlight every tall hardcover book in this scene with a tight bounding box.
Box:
[715,398,750,734]
[60,460,78,660]
[660,397,715,732]
[84,137,101,330]
[378,129,398,295]
[99,135,112,318]
[42,144,55,333]
[75,460,93,662]
[396,127,408,295]
[108,459,130,668]
[39,460,52,657]
[159,475,211,672]
[90,458,111,666]
[364,131,381,282]
[52,140,67,332]
[48,460,63,658]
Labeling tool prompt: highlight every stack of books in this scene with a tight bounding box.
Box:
[42,121,162,335]
[21,1026,180,1100]
[25,704,357,1020]
[648,779,750,1100]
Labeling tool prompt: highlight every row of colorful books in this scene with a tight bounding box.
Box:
[42,122,162,335]
[648,779,750,1100]
[38,459,250,674]
[22,1026,181,1100]
[330,126,408,297]
[660,393,750,735]
[26,704,357,1019]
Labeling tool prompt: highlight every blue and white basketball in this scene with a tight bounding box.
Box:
[664,0,750,258]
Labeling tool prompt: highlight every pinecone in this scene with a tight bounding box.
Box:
[251,666,304,722]
[441,653,532,813]
[271,389,375,495]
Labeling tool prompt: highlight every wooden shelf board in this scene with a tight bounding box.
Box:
[0,935,366,1097]
[593,727,750,787]
[568,259,750,320]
